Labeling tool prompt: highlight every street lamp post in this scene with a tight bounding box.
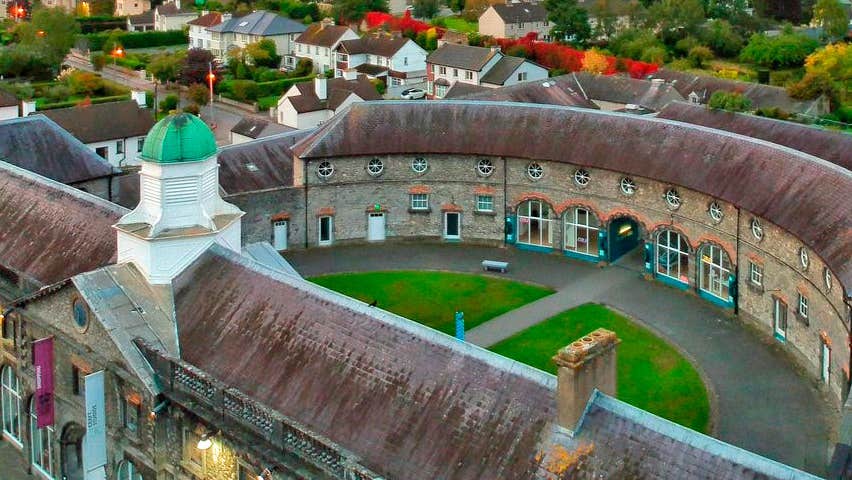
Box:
[206,62,216,130]
[111,46,124,65]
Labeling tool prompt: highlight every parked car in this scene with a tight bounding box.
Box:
[400,88,426,100]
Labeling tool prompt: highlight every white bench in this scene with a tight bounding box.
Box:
[482,260,509,273]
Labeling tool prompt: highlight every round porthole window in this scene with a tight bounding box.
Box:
[317,161,334,179]
[527,162,544,180]
[708,201,723,223]
[72,298,89,332]
[751,218,763,241]
[620,177,636,196]
[367,158,384,177]
[799,247,809,269]
[411,157,428,174]
[664,188,681,210]
[573,169,590,187]
[476,159,494,177]
[824,268,832,292]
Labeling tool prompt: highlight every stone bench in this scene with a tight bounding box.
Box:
[482,260,509,273]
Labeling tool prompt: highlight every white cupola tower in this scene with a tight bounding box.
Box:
[114,113,243,285]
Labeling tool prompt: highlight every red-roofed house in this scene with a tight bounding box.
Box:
[188,11,226,50]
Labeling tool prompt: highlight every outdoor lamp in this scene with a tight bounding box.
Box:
[196,432,213,450]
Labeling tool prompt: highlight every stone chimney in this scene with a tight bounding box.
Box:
[131,90,147,108]
[553,328,620,430]
[314,77,327,100]
[21,99,37,117]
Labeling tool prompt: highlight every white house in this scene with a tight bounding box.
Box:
[154,0,198,31]
[426,43,548,98]
[188,11,226,50]
[334,34,428,87]
[31,95,155,168]
[115,0,150,17]
[275,74,382,129]
[0,90,18,120]
[479,3,554,40]
[287,19,358,74]
[207,10,306,62]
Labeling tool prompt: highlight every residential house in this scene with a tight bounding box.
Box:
[187,11,225,50]
[154,0,198,32]
[207,10,306,62]
[127,10,155,31]
[30,98,156,168]
[0,90,18,120]
[229,116,292,144]
[38,0,76,12]
[334,34,428,87]
[426,43,548,98]
[288,18,358,73]
[479,3,554,40]
[561,72,686,112]
[274,74,381,129]
[114,0,150,17]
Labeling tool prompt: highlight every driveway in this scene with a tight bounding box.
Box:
[284,243,835,476]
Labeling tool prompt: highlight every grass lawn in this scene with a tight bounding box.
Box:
[310,270,554,334]
[438,16,478,33]
[490,303,710,433]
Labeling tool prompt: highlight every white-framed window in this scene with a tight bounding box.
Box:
[453,68,458,77]
[799,247,809,269]
[427,81,434,95]
[137,137,144,153]
[1,365,21,445]
[573,169,590,186]
[403,56,408,66]
[527,162,543,180]
[29,398,55,479]
[708,201,723,222]
[517,200,553,247]
[664,188,681,210]
[798,294,808,318]
[824,268,832,291]
[749,262,763,286]
[410,193,429,210]
[619,177,636,196]
[438,66,446,75]
[656,230,690,283]
[435,84,447,98]
[699,244,732,301]
[116,140,124,154]
[773,297,787,339]
[464,71,473,80]
[564,207,599,256]
[821,341,830,383]
[367,158,384,176]
[391,77,402,86]
[517,71,528,81]
[411,157,428,173]
[476,195,493,212]
[318,216,333,245]
[751,218,763,241]
[476,159,494,176]
[316,161,334,179]
[116,460,143,480]
[338,53,348,62]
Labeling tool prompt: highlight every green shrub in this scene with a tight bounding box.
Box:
[688,46,714,68]
[257,68,286,82]
[257,95,279,111]
[371,78,386,95]
[739,31,819,68]
[769,70,795,86]
[65,70,104,95]
[159,94,179,112]
[46,84,72,102]
[38,94,130,110]
[79,30,188,51]
[182,103,200,115]
[708,90,752,112]
[230,80,260,102]
[255,75,314,97]
[755,107,791,119]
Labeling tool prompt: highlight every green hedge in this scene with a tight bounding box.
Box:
[38,94,131,111]
[79,30,188,51]
[256,75,314,97]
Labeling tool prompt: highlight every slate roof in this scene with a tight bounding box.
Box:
[448,77,599,109]
[0,161,125,289]
[230,116,292,140]
[480,55,527,85]
[156,1,196,16]
[0,115,114,184]
[294,101,852,295]
[648,68,823,114]
[210,10,306,36]
[128,10,154,26]
[187,11,222,27]
[295,22,354,47]
[426,43,500,71]
[285,75,381,114]
[174,244,558,480]
[565,71,686,111]
[0,89,17,108]
[490,3,549,23]
[338,35,409,57]
[656,102,852,171]
[217,129,312,194]
[33,100,155,145]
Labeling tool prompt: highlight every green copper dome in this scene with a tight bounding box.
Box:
[141,113,217,163]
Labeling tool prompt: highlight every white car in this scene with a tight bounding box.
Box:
[400,88,427,100]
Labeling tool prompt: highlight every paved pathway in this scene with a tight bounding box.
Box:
[285,243,836,476]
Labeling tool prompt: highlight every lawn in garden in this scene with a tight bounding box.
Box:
[310,270,554,335]
[437,16,478,33]
[489,303,710,433]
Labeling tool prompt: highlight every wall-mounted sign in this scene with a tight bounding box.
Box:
[33,337,54,428]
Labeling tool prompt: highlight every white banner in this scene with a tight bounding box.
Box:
[83,370,107,479]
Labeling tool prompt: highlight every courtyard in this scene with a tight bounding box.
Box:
[287,243,835,476]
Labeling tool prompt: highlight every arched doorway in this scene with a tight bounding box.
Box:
[654,229,691,289]
[61,422,85,480]
[697,243,736,308]
[607,216,642,264]
[516,200,555,251]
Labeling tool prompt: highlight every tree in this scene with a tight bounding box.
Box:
[581,48,609,73]
[812,0,849,40]
[708,90,752,111]
[544,0,592,45]
[687,45,713,67]
[445,0,465,13]
[589,0,619,39]
[180,48,218,86]
[187,83,210,106]
[333,0,388,22]
[159,94,179,113]
[644,0,705,45]
[796,43,851,104]
[15,7,80,69]
[739,30,819,68]
[462,0,491,21]
[147,51,184,83]
[245,39,280,68]
[413,0,441,18]
[700,19,744,57]
[609,28,666,61]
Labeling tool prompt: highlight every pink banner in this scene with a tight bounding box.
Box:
[33,337,54,428]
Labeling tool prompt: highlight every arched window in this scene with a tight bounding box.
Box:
[116,460,143,480]
[30,397,55,478]
[656,230,690,283]
[517,200,553,247]
[699,244,732,301]
[1,365,22,444]
[564,208,599,256]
